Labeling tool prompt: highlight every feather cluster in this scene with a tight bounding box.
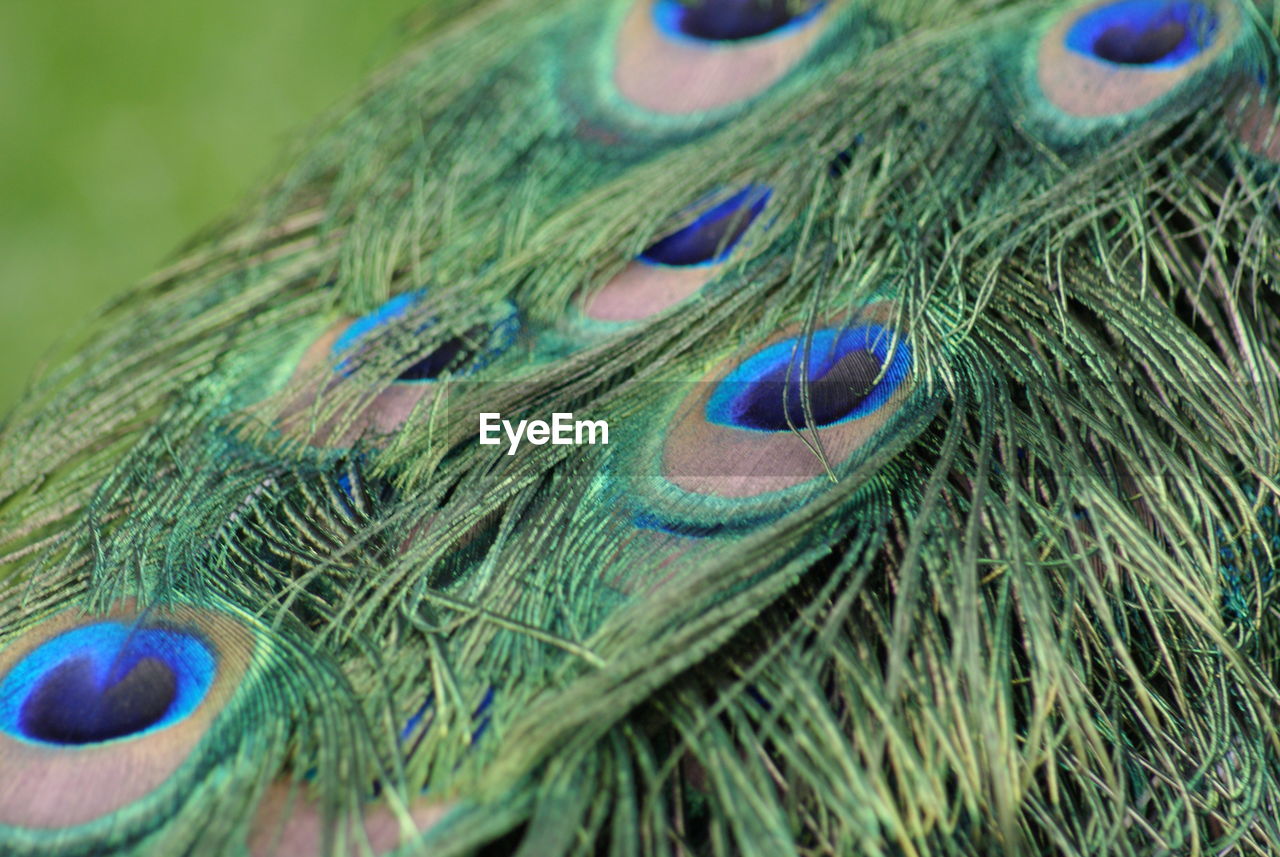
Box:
[2,0,1280,854]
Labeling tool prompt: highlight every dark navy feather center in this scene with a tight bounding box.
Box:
[707,325,911,432]
[0,623,215,746]
[1065,0,1217,67]
[639,186,770,268]
[19,656,178,745]
[397,336,474,381]
[394,319,522,382]
[734,348,882,430]
[654,0,824,42]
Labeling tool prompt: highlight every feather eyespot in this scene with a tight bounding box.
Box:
[614,0,831,114]
[584,186,771,322]
[618,304,935,534]
[1065,0,1217,67]
[332,291,518,383]
[1024,0,1248,141]
[0,605,255,830]
[283,293,519,447]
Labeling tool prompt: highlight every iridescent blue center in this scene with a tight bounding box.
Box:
[1065,0,1217,67]
[654,0,825,42]
[707,325,910,432]
[639,186,771,268]
[332,291,422,359]
[332,292,518,382]
[0,623,216,745]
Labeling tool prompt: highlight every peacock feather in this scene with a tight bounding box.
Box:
[2,0,1280,854]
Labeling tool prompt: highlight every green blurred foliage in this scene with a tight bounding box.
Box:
[0,0,427,413]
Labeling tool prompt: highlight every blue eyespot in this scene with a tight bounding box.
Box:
[0,623,216,745]
[653,0,825,43]
[707,325,910,432]
[332,293,518,382]
[639,186,771,268]
[1064,0,1217,67]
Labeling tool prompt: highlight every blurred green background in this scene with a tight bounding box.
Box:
[0,0,427,414]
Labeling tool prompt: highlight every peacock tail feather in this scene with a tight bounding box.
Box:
[3,0,1280,854]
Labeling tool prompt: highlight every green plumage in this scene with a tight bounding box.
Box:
[2,0,1280,855]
